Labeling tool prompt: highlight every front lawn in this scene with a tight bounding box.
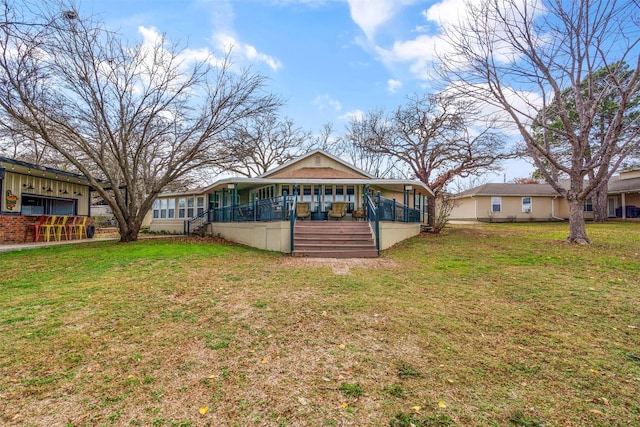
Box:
[1,223,639,426]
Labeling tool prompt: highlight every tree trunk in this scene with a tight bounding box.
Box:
[592,185,608,223]
[426,195,436,227]
[118,221,141,243]
[566,198,590,244]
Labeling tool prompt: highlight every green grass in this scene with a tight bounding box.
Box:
[1,223,639,426]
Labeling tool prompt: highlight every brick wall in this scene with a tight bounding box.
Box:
[0,215,34,244]
[0,215,95,245]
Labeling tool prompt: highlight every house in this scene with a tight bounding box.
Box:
[149,150,433,256]
[450,183,566,222]
[0,157,94,244]
[450,169,640,222]
[606,168,640,218]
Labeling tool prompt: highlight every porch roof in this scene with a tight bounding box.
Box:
[0,156,91,185]
[454,183,560,198]
[203,176,434,196]
[607,175,640,194]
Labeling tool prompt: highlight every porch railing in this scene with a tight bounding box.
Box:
[377,195,421,223]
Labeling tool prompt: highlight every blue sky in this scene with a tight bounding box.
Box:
[79,0,532,181]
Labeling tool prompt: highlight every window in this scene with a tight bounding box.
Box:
[167,198,175,219]
[584,198,593,212]
[324,185,333,211]
[154,198,176,219]
[491,196,502,212]
[256,185,275,200]
[21,195,76,216]
[522,197,532,213]
[346,185,355,212]
[196,197,205,216]
[178,197,186,218]
[159,199,167,218]
[187,197,194,218]
[302,185,312,203]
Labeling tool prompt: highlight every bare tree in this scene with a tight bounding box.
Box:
[0,1,280,242]
[217,115,307,177]
[440,0,640,243]
[342,111,399,177]
[354,93,512,229]
[534,63,640,222]
[307,122,342,154]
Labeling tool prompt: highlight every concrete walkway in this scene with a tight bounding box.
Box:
[0,235,181,254]
[0,237,118,253]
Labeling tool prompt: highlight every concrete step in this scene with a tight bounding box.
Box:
[292,221,377,258]
[292,248,379,258]
[294,237,374,245]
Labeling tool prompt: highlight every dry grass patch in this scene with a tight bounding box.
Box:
[1,223,639,426]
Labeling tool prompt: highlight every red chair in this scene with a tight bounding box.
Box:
[25,215,47,242]
[65,216,78,239]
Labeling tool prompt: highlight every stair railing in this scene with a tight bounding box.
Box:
[185,208,213,235]
[365,191,380,253]
[289,190,298,253]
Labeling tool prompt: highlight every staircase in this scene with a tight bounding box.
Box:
[293,221,378,258]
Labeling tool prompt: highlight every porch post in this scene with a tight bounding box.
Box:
[622,193,627,219]
[375,191,381,253]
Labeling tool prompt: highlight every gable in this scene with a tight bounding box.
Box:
[260,150,372,179]
[268,167,366,179]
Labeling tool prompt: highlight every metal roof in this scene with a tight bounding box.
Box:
[0,156,90,184]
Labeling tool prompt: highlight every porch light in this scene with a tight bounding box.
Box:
[43,186,53,192]
[405,185,412,191]
[227,184,235,189]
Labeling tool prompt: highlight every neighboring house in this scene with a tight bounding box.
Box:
[150,150,433,256]
[0,157,94,244]
[451,168,640,222]
[606,168,640,218]
[450,183,567,222]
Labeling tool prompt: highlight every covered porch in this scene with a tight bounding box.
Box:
[0,157,94,245]
[150,150,433,256]
[187,182,430,256]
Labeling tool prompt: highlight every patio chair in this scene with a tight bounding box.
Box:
[65,216,78,239]
[352,208,365,221]
[53,216,70,241]
[40,215,58,242]
[328,202,347,220]
[296,202,310,220]
[73,216,88,239]
[25,215,47,242]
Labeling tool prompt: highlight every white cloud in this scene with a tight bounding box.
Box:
[213,33,282,71]
[313,94,342,112]
[346,0,416,40]
[138,26,226,71]
[443,81,544,137]
[338,109,365,122]
[374,0,547,80]
[387,79,402,93]
[138,25,163,45]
